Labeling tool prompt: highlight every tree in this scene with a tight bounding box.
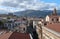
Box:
[7,16,11,19]
[0,21,4,29]
[0,19,7,29]
[0,21,4,26]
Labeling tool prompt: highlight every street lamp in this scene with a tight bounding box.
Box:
[38,21,43,39]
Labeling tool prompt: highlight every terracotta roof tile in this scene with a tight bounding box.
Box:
[9,32,31,39]
[46,23,60,33]
[0,31,13,39]
[48,15,60,18]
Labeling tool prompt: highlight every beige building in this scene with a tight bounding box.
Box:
[15,24,27,33]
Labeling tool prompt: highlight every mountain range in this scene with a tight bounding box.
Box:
[14,10,60,17]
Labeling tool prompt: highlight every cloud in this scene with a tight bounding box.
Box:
[0,0,60,12]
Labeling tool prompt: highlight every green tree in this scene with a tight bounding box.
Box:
[7,16,11,19]
[0,21,4,29]
[0,19,7,29]
[0,21,4,26]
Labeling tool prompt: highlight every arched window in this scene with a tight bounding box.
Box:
[52,19,54,21]
[56,18,58,21]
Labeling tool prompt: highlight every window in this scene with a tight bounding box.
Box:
[56,19,58,21]
[52,19,54,21]
[23,28,25,31]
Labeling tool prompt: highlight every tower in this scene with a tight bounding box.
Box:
[52,8,57,15]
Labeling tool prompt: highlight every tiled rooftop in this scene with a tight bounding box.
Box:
[9,32,31,39]
[0,31,13,39]
[0,31,31,39]
[46,23,60,33]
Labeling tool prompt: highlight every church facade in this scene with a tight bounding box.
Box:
[45,8,60,23]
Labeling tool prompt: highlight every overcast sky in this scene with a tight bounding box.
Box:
[0,0,60,13]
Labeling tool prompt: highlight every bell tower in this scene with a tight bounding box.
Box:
[52,8,57,15]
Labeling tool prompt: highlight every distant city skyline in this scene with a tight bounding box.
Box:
[0,0,60,13]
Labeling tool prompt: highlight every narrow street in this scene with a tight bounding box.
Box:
[32,30,38,39]
[27,26,38,39]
